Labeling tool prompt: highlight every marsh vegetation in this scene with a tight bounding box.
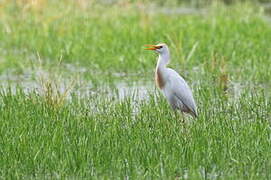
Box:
[0,0,270,179]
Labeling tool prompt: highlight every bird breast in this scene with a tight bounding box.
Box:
[155,68,165,89]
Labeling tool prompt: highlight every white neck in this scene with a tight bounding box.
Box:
[156,52,170,70]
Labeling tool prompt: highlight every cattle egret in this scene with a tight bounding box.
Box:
[145,43,198,118]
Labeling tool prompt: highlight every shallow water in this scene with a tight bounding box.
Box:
[146,6,206,15]
[0,68,156,100]
[0,67,270,103]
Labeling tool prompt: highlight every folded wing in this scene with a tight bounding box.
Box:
[167,68,197,117]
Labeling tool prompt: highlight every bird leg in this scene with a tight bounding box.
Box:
[173,111,186,124]
[181,112,186,124]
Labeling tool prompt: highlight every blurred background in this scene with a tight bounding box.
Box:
[0,0,270,95]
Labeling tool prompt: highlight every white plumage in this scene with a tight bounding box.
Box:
[145,43,197,117]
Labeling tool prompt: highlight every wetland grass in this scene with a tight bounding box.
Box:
[0,1,270,179]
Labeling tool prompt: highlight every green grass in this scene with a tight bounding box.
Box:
[0,86,270,179]
[0,0,271,179]
[1,1,271,82]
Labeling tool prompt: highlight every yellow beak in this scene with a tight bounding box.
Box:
[144,44,159,50]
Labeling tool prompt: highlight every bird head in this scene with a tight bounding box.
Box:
[144,43,169,54]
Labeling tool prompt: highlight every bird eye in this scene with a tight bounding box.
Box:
[158,46,163,49]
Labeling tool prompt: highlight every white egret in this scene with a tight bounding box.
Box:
[145,43,198,118]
